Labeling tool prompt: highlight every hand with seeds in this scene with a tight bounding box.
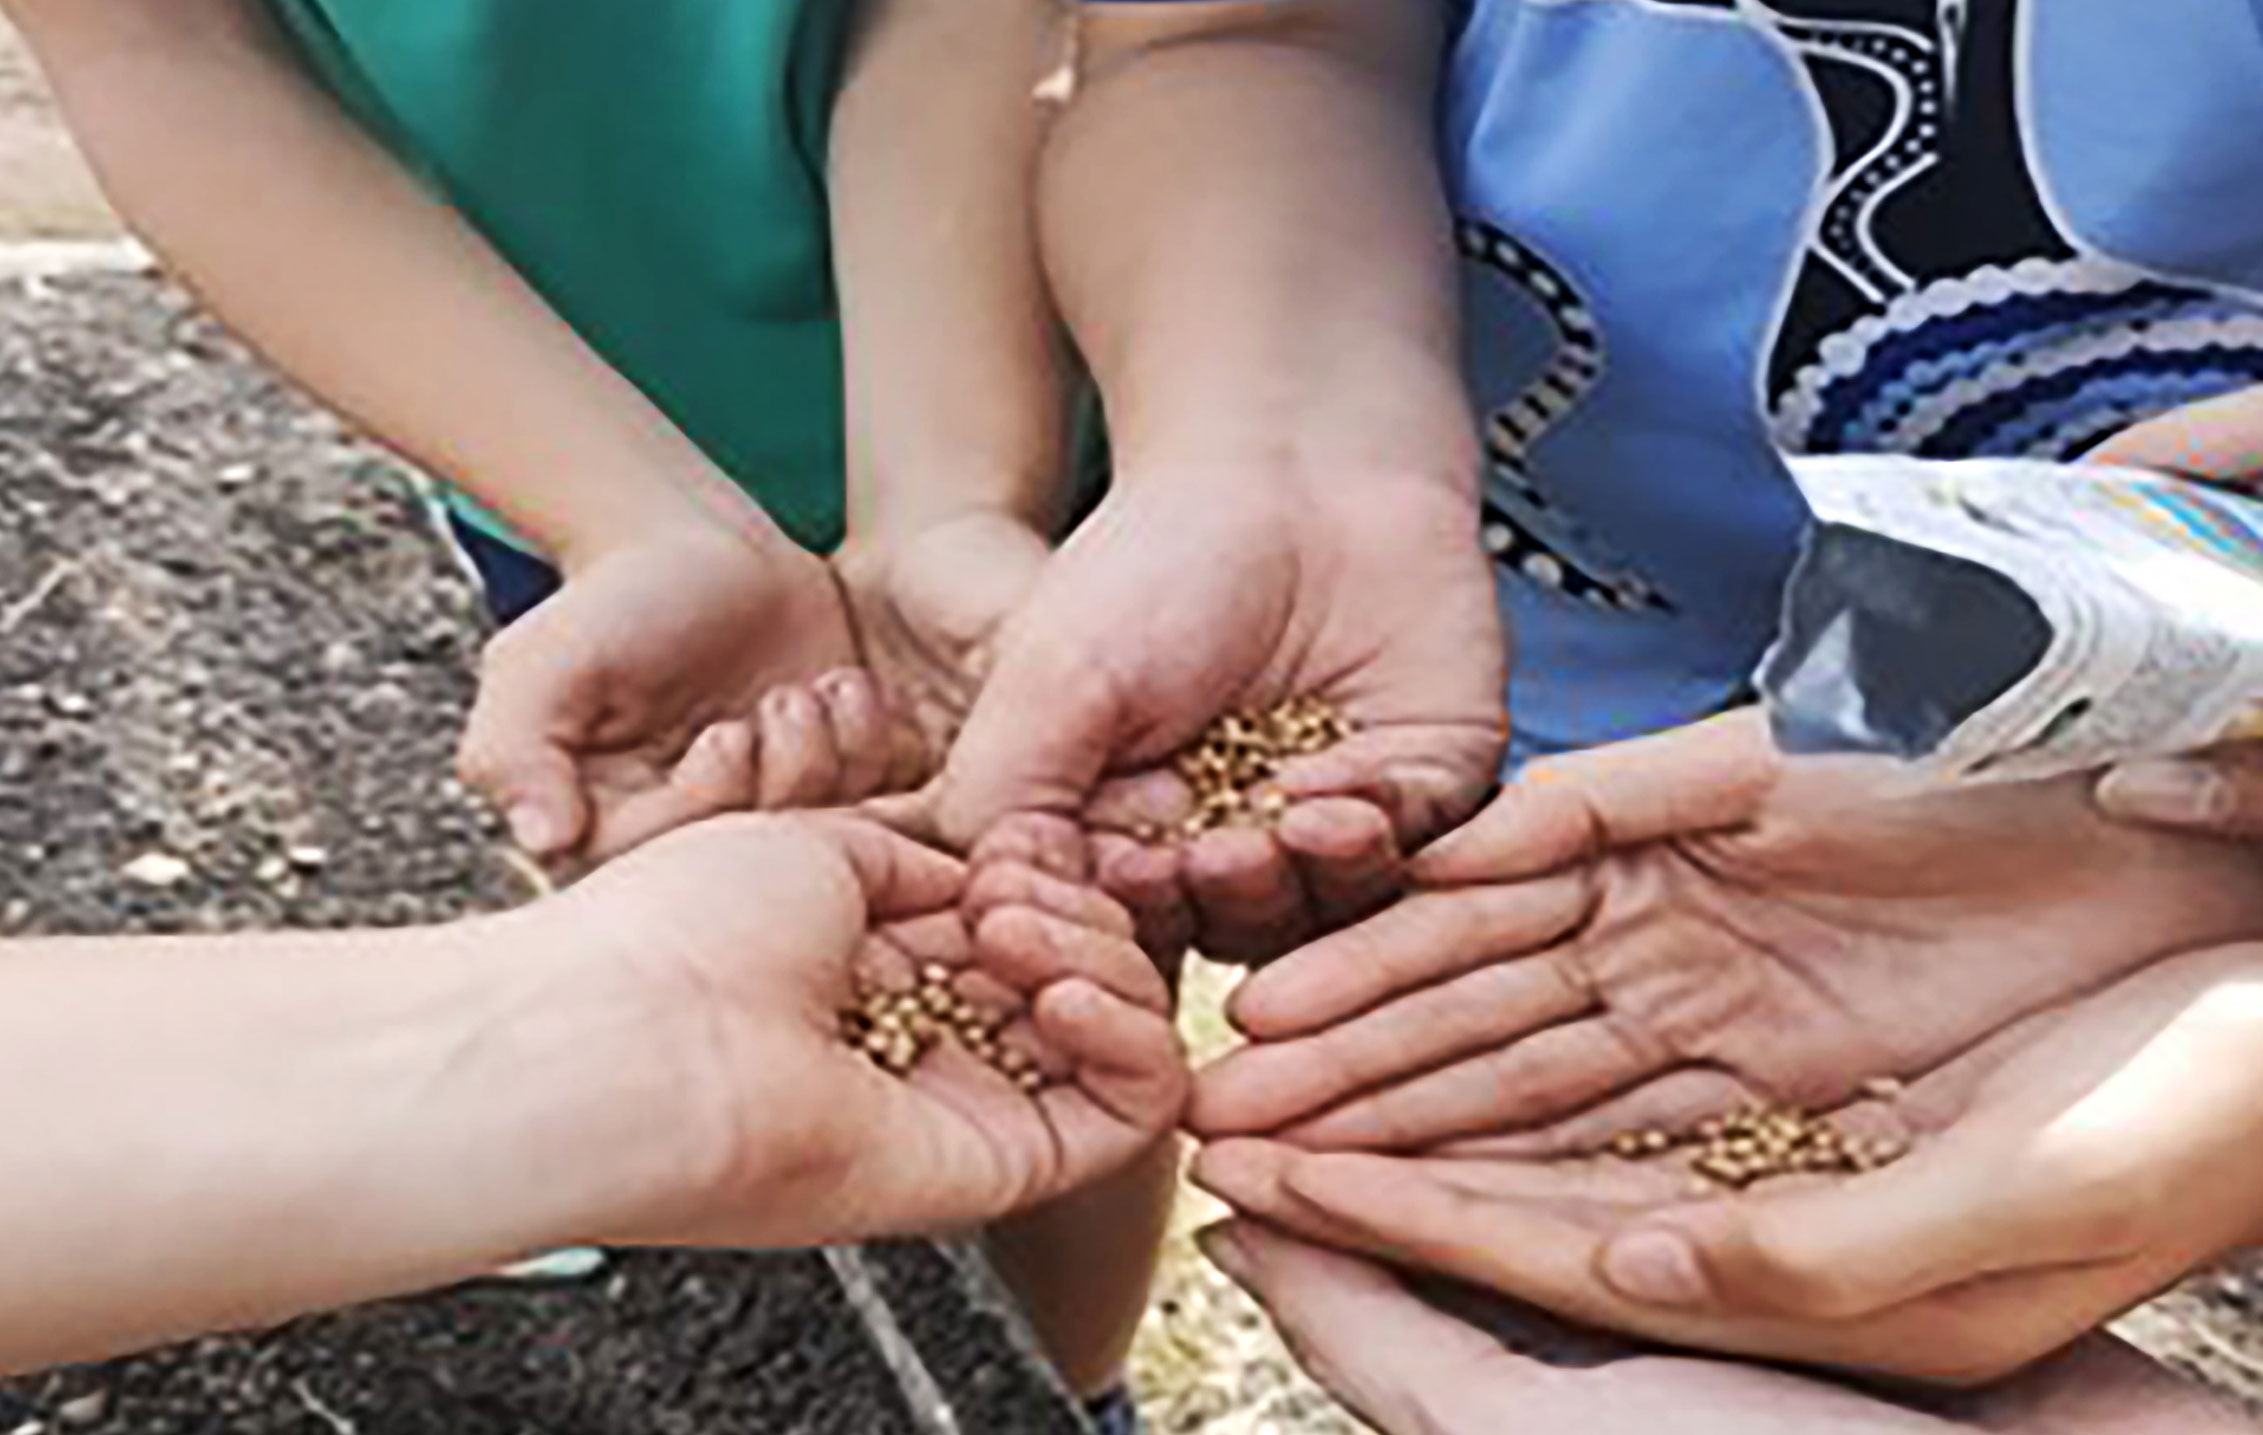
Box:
[557,810,1187,1249]
[924,470,1509,963]
[1195,940,2263,1386]
[1192,710,2263,1151]
[1202,1221,2254,1435]
[457,524,906,869]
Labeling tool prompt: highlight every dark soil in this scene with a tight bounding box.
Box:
[0,269,1084,1435]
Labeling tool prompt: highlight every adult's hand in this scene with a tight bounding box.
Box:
[1195,941,2263,1385]
[925,468,1508,963]
[2087,388,2263,839]
[1203,1220,2255,1435]
[1193,711,2263,1148]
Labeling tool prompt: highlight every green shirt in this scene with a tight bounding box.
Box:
[268,0,857,553]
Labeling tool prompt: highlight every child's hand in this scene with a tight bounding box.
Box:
[1190,711,2263,1150]
[832,509,1052,780]
[456,527,869,866]
[548,811,1186,1249]
[1195,941,2263,1387]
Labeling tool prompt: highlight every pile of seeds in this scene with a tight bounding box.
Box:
[840,964,1047,1092]
[1607,1103,1905,1191]
[1168,696,1357,838]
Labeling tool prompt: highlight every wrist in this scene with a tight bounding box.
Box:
[542,465,809,579]
[442,904,739,1251]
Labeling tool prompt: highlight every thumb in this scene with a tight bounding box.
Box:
[1596,1146,2081,1322]
[2095,748,2263,838]
[1415,709,1778,886]
[2087,386,2263,485]
[457,661,591,857]
[929,636,1127,849]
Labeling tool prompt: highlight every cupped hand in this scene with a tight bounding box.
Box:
[552,811,1188,1248]
[925,470,1508,963]
[832,508,1052,783]
[1195,940,2263,1386]
[457,526,877,866]
[1194,711,2263,1148]
[1203,1220,2253,1435]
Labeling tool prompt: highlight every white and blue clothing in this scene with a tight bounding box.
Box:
[1092,0,2263,757]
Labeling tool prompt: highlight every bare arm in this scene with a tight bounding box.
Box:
[0,907,693,1374]
[1045,0,1472,491]
[830,0,1077,543]
[2,0,797,571]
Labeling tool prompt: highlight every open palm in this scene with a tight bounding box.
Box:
[1195,713,2263,1149]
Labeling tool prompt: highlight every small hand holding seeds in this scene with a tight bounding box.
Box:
[1194,940,2263,1387]
[924,473,1508,964]
[457,525,886,868]
[1191,710,2263,1152]
[562,811,1186,1250]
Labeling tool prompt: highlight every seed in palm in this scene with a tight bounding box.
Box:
[1170,696,1356,838]
[1604,1101,1906,1191]
[843,973,1051,1091]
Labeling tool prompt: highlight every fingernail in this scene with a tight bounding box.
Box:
[1196,1224,1250,1281]
[1600,1229,1710,1308]
[2099,760,2230,825]
[507,801,564,854]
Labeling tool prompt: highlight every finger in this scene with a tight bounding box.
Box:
[807,815,969,919]
[1094,833,1196,964]
[757,685,842,810]
[1435,1069,1771,1161]
[1227,875,1595,1040]
[1192,953,1592,1138]
[1082,768,1195,838]
[814,669,895,803]
[1183,826,1315,965]
[2087,383,2263,484]
[965,861,1136,941]
[968,811,1092,883]
[1414,712,1776,887]
[2096,747,2263,839]
[1594,1140,2086,1322]
[1278,1015,1662,1151]
[1273,719,1507,852]
[1277,797,1404,932]
[931,638,1123,847]
[581,720,759,862]
[1198,1220,1512,1435]
[457,672,592,857]
[1032,978,1190,1141]
[974,905,1174,1015]
[859,783,945,845]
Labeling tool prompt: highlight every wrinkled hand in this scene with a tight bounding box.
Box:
[1196,941,2263,1387]
[1194,711,2263,1149]
[927,471,1508,963]
[458,527,872,866]
[556,812,1188,1248]
[1203,1220,2251,1434]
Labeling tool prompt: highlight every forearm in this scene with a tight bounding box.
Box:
[1044,0,1474,491]
[832,0,1077,543]
[0,910,694,1373]
[6,0,785,570]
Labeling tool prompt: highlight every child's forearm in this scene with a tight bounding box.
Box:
[0,909,698,1374]
[831,0,1077,544]
[6,0,790,572]
[1044,0,1475,495]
